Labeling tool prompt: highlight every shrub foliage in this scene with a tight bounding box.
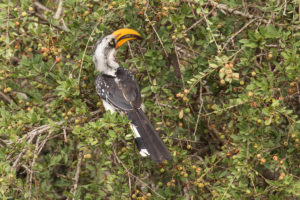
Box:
[0,0,299,199]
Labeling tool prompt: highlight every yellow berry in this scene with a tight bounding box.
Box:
[268,53,273,59]
[21,11,27,17]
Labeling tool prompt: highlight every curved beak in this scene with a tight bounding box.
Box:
[112,28,142,49]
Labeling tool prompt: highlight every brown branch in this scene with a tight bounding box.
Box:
[11,124,52,169]
[0,91,13,103]
[33,2,69,31]
[183,0,268,23]
[54,0,63,19]
[208,0,268,23]
[33,2,52,13]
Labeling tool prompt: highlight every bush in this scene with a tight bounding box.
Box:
[0,0,299,199]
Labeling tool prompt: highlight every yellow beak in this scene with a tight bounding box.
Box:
[112,28,142,49]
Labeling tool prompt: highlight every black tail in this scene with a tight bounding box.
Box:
[127,109,172,163]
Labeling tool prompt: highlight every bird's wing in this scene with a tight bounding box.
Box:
[95,67,172,162]
[95,67,142,111]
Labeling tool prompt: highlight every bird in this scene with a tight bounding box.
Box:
[93,28,172,163]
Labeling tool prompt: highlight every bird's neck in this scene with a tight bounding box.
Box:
[94,49,119,77]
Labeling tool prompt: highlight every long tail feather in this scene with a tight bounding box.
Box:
[127,109,172,162]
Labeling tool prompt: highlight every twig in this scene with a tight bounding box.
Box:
[193,85,204,139]
[77,20,101,84]
[33,2,51,12]
[299,0,300,21]
[174,42,186,87]
[200,100,249,118]
[37,131,54,155]
[32,12,67,31]
[0,91,13,103]
[127,41,139,70]
[201,7,221,53]
[246,138,249,164]
[33,2,69,31]
[9,110,101,169]
[188,67,218,93]
[68,152,83,200]
[138,45,152,84]
[221,173,239,200]
[296,81,300,103]
[63,128,67,142]
[242,0,248,14]
[208,0,268,24]
[6,0,10,58]
[128,171,132,198]
[187,47,243,93]
[19,123,61,144]
[11,125,51,169]
[54,0,63,19]
[28,134,41,199]
[221,18,257,52]
[283,0,287,16]
[112,148,166,199]
[137,45,166,123]
[155,102,179,109]
[144,3,168,57]
[184,9,215,33]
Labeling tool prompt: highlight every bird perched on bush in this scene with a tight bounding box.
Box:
[93,28,172,163]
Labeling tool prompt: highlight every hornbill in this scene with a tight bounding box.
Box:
[93,28,172,163]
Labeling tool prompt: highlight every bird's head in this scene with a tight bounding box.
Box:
[93,28,142,75]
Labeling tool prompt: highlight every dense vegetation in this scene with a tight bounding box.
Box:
[0,0,299,199]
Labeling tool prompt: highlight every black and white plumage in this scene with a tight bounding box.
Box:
[93,28,172,162]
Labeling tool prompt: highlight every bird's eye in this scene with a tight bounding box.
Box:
[109,40,115,47]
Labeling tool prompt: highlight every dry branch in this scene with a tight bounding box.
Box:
[9,109,101,170]
[54,0,64,19]
[68,151,83,200]
[33,1,69,31]
[0,91,13,103]
[208,0,268,23]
